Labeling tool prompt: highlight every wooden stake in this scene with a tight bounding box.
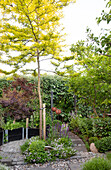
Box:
[13,119,15,124]
[26,118,29,128]
[43,104,46,140]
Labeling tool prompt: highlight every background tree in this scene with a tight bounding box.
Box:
[0,0,76,138]
[67,41,111,117]
[86,0,111,57]
[54,0,111,117]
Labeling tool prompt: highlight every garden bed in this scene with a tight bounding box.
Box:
[0,129,3,146]
[8,127,24,142]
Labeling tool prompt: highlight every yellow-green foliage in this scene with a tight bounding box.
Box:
[0,0,76,75]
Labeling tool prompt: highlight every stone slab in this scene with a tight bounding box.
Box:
[27,166,53,170]
[1,158,12,166]
[75,146,87,152]
[69,163,82,170]
[71,139,85,144]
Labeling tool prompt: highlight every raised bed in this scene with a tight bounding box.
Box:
[1,126,50,144]
[0,129,3,146]
[5,127,24,142]
[28,128,39,139]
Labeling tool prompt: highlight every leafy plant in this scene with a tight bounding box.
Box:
[20,140,29,154]
[82,157,111,170]
[95,136,111,153]
[69,116,80,133]
[89,137,98,145]
[93,118,111,138]
[3,121,23,130]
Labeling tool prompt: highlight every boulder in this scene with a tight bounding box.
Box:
[90,143,98,153]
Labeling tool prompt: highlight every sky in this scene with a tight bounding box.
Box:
[41,0,108,73]
[0,0,109,75]
[62,0,108,46]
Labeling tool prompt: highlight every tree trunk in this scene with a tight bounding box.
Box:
[37,50,42,139]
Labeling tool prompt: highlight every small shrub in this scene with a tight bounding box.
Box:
[93,118,111,138]
[25,140,49,163]
[82,157,111,170]
[95,136,111,153]
[78,118,93,137]
[57,137,72,147]
[0,163,9,170]
[69,116,80,133]
[20,140,29,153]
[0,156,2,159]
[89,137,98,144]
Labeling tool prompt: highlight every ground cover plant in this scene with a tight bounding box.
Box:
[21,136,76,164]
[0,163,9,170]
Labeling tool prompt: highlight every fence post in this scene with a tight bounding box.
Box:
[43,103,46,140]
[5,129,8,143]
[22,127,24,140]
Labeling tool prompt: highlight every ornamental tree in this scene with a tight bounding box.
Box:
[0,77,36,120]
[0,0,76,138]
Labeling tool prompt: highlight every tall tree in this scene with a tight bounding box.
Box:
[54,0,111,117]
[0,0,76,138]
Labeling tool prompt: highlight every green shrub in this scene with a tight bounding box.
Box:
[0,156,2,159]
[95,136,111,153]
[69,117,94,137]
[25,140,49,163]
[89,137,98,144]
[78,118,93,137]
[82,157,111,170]
[69,116,79,133]
[0,163,9,170]
[93,118,111,138]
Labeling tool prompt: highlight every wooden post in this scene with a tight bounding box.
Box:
[51,91,53,121]
[13,118,15,124]
[43,103,46,140]
[26,118,29,139]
